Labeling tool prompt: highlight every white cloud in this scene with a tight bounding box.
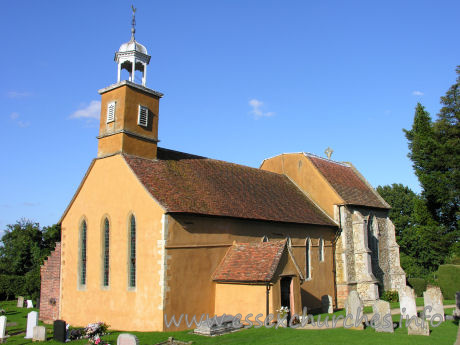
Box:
[412,90,424,96]
[10,112,19,120]
[6,91,33,99]
[70,100,101,120]
[9,112,30,127]
[249,99,275,119]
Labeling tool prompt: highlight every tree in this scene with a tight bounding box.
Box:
[0,219,61,300]
[377,184,450,277]
[404,67,459,232]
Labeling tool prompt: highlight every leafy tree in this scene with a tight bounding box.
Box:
[377,184,450,277]
[0,219,61,300]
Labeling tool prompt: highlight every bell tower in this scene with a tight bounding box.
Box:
[97,6,163,160]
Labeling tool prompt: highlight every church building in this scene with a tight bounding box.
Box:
[39,14,405,331]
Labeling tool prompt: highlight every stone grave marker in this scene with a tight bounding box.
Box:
[0,315,8,342]
[53,320,66,343]
[194,314,243,336]
[399,286,417,319]
[321,295,333,314]
[454,291,460,319]
[25,311,38,339]
[423,286,444,321]
[117,333,139,345]
[344,291,364,330]
[17,296,24,308]
[407,318,429,336]
[33,326,46,342]
[26,300,34,309]
[372,300,393,333]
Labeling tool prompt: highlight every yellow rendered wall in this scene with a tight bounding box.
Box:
[163,214,336,330]
[60,154,165,331]
[98,84,160,158]
[260,153,343,218]
[214,284,267,320]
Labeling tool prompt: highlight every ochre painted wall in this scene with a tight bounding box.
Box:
[163,214,336,330]
[260,153,343,218]
[60,154,165,331]
[214,284,267,321]
[98,84,160,159]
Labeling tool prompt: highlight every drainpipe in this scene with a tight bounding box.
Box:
[266,283,271,318]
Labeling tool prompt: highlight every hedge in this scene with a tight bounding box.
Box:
[408,277,427,297]
[435,264,460,300]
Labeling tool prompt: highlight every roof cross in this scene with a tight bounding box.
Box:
[325,147,333,159]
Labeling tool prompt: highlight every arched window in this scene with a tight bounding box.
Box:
[305,237,311,279]
[319,238,324,262]
[128,215,136,288]
[103,218,110,287]
[79,220,87,286]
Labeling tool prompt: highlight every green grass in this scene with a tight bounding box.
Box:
[0,301,458,345]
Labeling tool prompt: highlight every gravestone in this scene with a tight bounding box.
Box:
[53,320,67,343]
[407,318,429,336]
[423,286,444,321]
[344,291,364,330]
[33,326,46,342]
[25,311,38,339]
[0,315,7,342]
[454,291,460,319]
[194,314,243,336]
[321,295,333,314]
[372,300,393,333]
[156,337,193,345]
[17,296,24,308]
[26,300,34,309]
[117,333,139,345]
[399,286,417,319]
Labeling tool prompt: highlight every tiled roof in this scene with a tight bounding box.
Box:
[306,154,389,209]
[213,241,286,282]
[123,148,336,226]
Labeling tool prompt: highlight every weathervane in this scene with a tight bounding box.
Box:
[325,147,333,159]
[131,5,137,40]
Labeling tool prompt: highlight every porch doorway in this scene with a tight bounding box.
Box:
[280,276,293,325]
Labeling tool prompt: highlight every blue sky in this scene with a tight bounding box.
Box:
[1,0,459,232]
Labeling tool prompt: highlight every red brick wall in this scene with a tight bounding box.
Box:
[40,242,61,323]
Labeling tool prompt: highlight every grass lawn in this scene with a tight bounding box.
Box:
[0,301,458,345]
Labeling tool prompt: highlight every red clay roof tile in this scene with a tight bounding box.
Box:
[123,148,336,226]
[213,240,286,282]
[306,154,389,209]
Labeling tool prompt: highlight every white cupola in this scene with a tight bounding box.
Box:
[115,6,151,86]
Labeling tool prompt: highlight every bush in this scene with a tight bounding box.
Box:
[381,290,399,303]
[408,277,427,297]
[0,275,26,300]
[435,264,460,299]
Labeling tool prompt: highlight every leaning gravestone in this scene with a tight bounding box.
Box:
[117,333,139,345]
[408,317,429,336]
[372,300,393,333]
[344,291,364,330]
[25,311,38,339]
[321,295,333,314]
[423,286,444,321]
[26,300,34,309]
[399,286,417,319]
[33,326,46,342]
[17,296,24,308]
[0,315,8,342]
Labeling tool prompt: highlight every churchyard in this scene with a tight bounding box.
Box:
[0,293,457,345]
